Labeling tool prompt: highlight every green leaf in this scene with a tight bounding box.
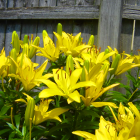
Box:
[9,131,16,140]
[61,133,72,140]
[0,128,10,135]
[7,122,22,137]
[81,110,100,118]
[22,121,26,136]
[14,114,21,129]
[0,91,5,97]
[0,104,11,115]
[48,124,71,135]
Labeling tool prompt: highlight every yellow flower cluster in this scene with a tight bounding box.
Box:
[73,102,140,140]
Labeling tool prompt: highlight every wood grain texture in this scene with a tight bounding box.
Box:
[57,0,75,6]
[123,5,140,20]
[15,0,23,7]
[97,0,123,51]
[36,20,55,70]
[4,20,21,56]
[7,0,14,8]
[0,6,99,19]
[25,0,39,7]
[75,0,94,6]
[0,0,7,9]
[21,20,38,62]
[0,21,6,50]
[39,0,56,7]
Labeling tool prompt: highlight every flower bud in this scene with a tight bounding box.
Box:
[11,31,20,54]
[28,36,40,59]
[25,97,35,127]
[88,35,94,46]
[57,23,62,36]
[9,48,17,74]
[104,48,110,61]
[110,54,121,76]
[42,30,48,43]
[23,35,28,44]
[66,55,74,76]
[81,60,89,81]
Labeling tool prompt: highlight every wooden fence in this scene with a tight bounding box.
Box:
[0,0,140,91]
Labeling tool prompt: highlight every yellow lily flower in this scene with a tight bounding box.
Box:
[0,48,9,77]
[128,102,140,138]
[54,31,91,57]
[16,93,68,125]
[81,46,116,67]
[33,99,69,125]
[8,56,53,91]
[81,62,119,107]
[39,68,96,104]
[114,56,140,75]
[33,31,60,62]
[73,103,140,140]
[73,116,132,140]
[109,103,134,132]
[134,52,140,65]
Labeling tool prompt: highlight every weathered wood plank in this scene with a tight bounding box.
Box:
[0,0,7,9]
[15,0,23,7]
[0,21,6,51]
[39,0,56,7]
[94,0,100,6]
[97,0,123,51]
[5,21,21,56]
[7,0,14,8]
[36,20,54,70]
[57,0,75,6]
[75,0,94,6]
[21,20,38,62]
[0,6,99,19]
[123,5,140,20]
[25,0,39,7]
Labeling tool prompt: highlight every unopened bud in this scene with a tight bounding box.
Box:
[25,98,35,127]
[88,35,94,46]
[66,55,74,76]
[110,54,121,76]
[9,48,17,74]
[29,36,40,59]
[57,23,62,36]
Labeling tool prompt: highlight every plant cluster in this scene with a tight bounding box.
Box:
[0,23,140,140]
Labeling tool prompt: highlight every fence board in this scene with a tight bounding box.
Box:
[0,21,6,50]
[0,0,7,9]
[15,0,23,7]
[57,0,75,6]
[97,0,123,51]
[5,21,21,56]
[39,0,56,7]
[75,0,94,5]
[0,6,99,19]
[36,20,54,70]
[7,0,14,8]
[21,20,38,62]
[25,0,39,7]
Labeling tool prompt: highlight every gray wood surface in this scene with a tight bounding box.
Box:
[25,0,39,7]
[21,20,38,62]
[0,21,6,50]
[15,0,23,7]
[39,0,56,7]
[5,21,21,56]
[0,6,99,19]
[97,0,123,51]
[57,0,75,6]
[0,0,7,9]
[7,0,14,8]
